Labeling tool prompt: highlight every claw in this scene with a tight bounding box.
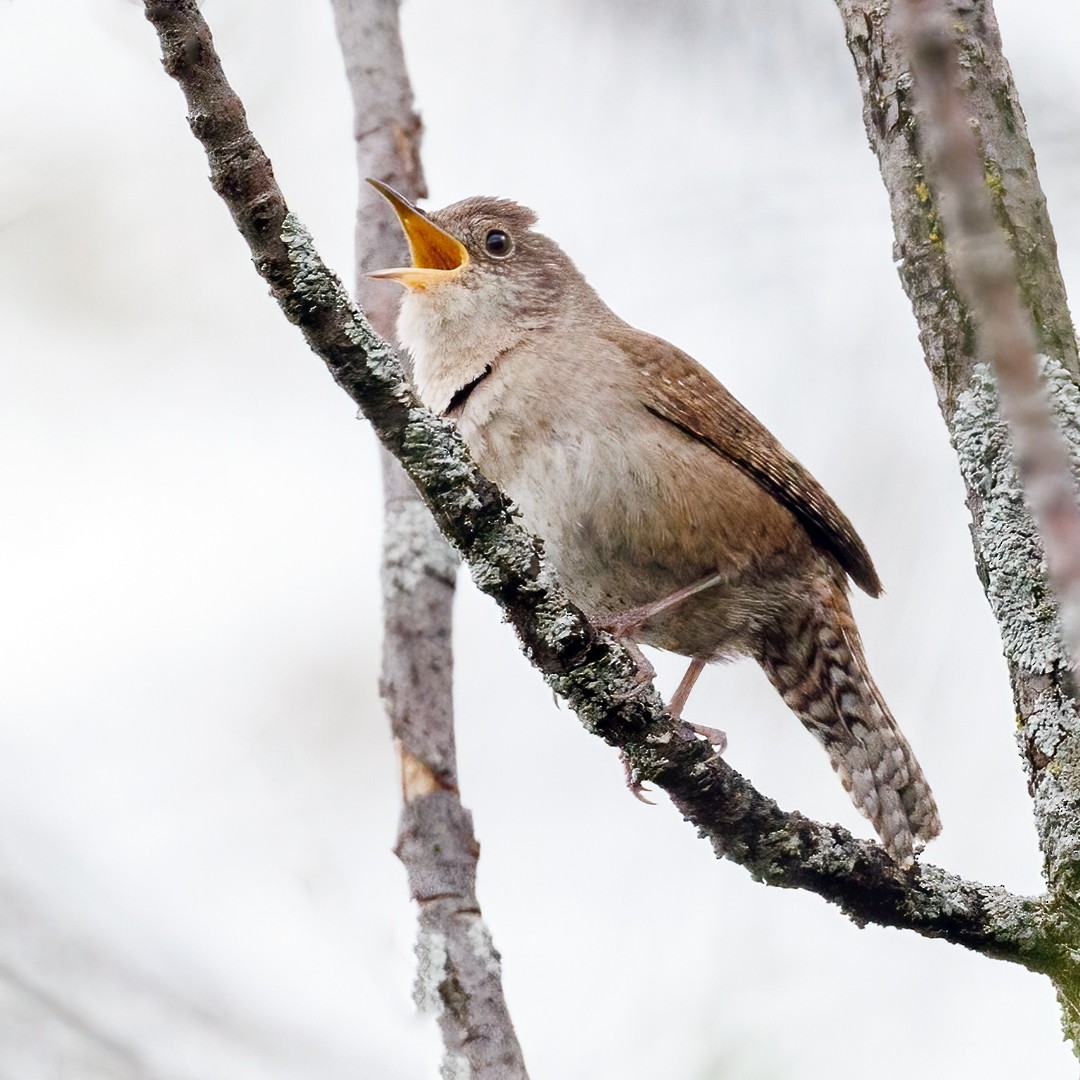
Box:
[602,636,657,700]
[687,721,727,754]
[619,749,655,804]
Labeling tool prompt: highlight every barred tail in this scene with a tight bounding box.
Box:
[757,578,941,866]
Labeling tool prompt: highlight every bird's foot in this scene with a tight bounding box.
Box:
[619,748,655,804]
[618,723,725,805]
[603,636,656,701]
[686,721,727,755]
[598,607,651,642]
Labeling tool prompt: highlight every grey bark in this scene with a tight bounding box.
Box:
[328,1,528,1075]
[835,0,1080,1047]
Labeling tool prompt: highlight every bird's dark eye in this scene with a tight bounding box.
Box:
[484,229,513,257]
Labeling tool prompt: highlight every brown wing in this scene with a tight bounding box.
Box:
[605,327,882,597]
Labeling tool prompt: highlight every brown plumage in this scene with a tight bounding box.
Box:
[369,181,941,864]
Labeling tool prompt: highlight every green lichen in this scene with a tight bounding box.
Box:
[912,176,945,249]
[281,212,405,385]
[1040,356,1080,473]
[953,357,1080,907]
[280,212,350,316]
[951,357,1078,675]
[991,82,1019,137]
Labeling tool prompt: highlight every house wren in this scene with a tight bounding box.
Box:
[368,179,941,864]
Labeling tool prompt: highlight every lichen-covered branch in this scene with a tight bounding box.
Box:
[142,0,1080,988]
[835,0,1080,1047]
[329,1,526,1075]
[901,0,1080,698]
[835,0,1080,892]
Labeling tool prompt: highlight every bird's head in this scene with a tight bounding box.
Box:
[367,179,599,335]
[366,180,613,413]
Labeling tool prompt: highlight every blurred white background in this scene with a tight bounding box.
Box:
[1,0,1078,1076]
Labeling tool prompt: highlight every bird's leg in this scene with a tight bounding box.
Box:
[604,574,726,799]
[614,637,656,687]
[611,645,658,798]
[669,656,705,719]
[599,571,723,688]
[599,571,725,689]
[599,571,726,642]
[669,656,727,751]
[618,656,724,801]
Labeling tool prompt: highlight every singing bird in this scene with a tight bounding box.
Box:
[368,179,940,864]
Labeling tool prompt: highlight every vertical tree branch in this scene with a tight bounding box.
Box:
[900,0,1080,673]
[835,0,1080,1046]
[328,1,527,1074]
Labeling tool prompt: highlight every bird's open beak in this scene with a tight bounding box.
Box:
[366,178,470,290]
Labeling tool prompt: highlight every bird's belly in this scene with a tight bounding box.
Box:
[460,393,805,659]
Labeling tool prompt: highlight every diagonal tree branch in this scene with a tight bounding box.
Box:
[142,0,1080,991]
[327,0,527,1074]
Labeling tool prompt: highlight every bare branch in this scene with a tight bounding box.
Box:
[327,0,527,1073]
[142,0,1078,986]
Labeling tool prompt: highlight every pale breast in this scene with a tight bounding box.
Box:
[451,333,815,658]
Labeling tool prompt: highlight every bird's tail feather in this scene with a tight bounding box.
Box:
[757,578,941,865]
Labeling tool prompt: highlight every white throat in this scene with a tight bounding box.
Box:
[397,279,524,414]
